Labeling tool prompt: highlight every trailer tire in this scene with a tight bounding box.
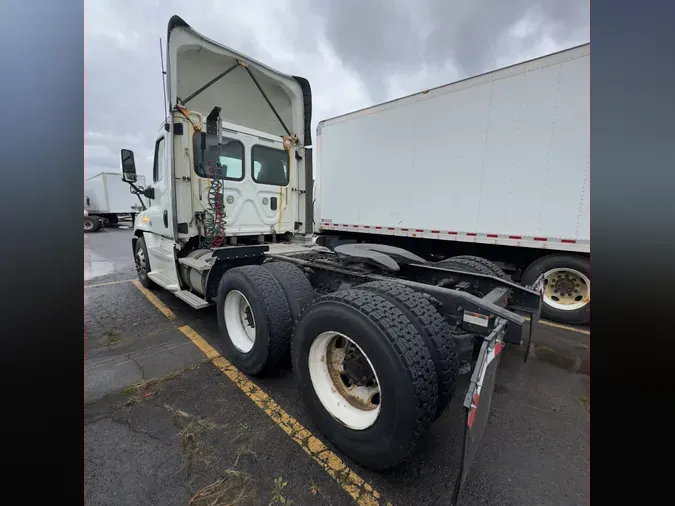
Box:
[443,255,508,280]
[521,254,590,325]
[84,217,100,233]
[263,261,315,324]
[358,281,459,419]
[435,256,498,278]
[133,236,154,288]
[216,265,293,375]
[292,289,438,470]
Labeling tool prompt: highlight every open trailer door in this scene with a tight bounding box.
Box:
[451,320,507,506]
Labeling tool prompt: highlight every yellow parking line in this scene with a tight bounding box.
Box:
[131,280,177,321]
[526,317,590,335]
[133,282,383,506]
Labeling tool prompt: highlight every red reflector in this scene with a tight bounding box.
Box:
[467,233,477,237]
[364,225,370,229]
[387,227,395,230]
[416,229,423,232]
[509,235,522,239]
[487,234,498,238]
[534,237,547,241]
[448,231,457,235]
[352,225,358,228]
[467,392,480,428]
[431,230,440,233]
[342,224,349,227]
[561,239,576,244]
[401,228,409,231]
[375,226,382,230]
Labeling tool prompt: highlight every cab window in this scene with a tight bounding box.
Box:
[252,145,288,186]
[153,137,166,183]
[193,132,244,180]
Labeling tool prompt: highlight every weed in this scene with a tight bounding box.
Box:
[269,476,292,505]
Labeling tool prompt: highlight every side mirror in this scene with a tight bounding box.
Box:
[143,187,155,200]
[120,149,138,183]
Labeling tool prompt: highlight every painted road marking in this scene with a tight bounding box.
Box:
[85,279,135,289]
[133,282,383,506]
[131,280,177,321]
[527,317,590,336]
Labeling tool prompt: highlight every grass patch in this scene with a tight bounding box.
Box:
[189,467,253,506]
[105,331,123,346]
[123,361,206,405]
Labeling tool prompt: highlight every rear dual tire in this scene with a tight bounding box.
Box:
[292,289,438,470]
[216,262,453,469]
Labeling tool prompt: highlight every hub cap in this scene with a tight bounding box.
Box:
[84,219,94,231]
[224,290,256,353]
[308,332,381,430]
[543,268,590,311]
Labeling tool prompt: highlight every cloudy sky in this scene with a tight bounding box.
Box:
[85,0,588,181]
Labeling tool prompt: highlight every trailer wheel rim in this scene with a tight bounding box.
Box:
[308,331,381,430]
[224,290,256,353]
[543,268,590,311]
[84,219,94,231]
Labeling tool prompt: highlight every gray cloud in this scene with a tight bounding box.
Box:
[85,0,588,179]
[303,0,588,102]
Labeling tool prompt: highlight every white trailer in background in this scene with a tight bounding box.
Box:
[84,172,147,232]
[315,44,590,324]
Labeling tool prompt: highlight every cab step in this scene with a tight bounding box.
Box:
[175,290,210,309]
[147,272,180,291]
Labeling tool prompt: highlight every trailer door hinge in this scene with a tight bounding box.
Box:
[178,176,191,182]
[292,187,306,195]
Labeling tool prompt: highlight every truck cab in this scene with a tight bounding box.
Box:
[124,16,312,296]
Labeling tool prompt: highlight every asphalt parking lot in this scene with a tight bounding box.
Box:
[85,227,590,506]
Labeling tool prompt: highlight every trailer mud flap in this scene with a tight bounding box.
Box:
[451,320,506,506]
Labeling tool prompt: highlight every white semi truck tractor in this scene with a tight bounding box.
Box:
[120,16,545,504]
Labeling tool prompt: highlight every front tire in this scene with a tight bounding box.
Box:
[521,254,590,325]
[292,289,438,470]
[216,265,293,375]
[133,237,153,288]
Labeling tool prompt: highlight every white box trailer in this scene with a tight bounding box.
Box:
[315,44,590,324]
[84,172,147,232]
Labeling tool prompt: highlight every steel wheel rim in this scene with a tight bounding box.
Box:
[543,268,590,311]
[84,219,94,231]
[308,331,381,430]
[224,290,256,353]
[135,248,148,277]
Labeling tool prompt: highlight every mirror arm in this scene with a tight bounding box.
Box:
[127,182,148,211]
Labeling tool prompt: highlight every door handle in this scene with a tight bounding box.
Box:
[163,210,168,228]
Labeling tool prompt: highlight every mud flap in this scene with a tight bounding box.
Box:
[524,273,544,362]
[451,320,506,506]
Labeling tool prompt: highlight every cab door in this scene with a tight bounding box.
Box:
[144,133,181,290]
